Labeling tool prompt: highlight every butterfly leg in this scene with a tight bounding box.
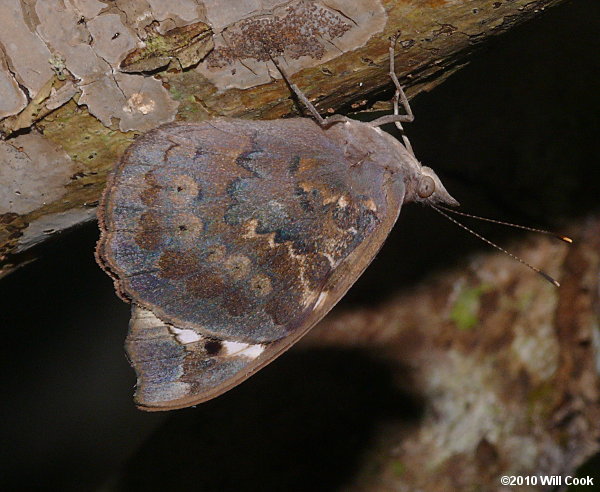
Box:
[368,35,415,156]
[270,56,347,127]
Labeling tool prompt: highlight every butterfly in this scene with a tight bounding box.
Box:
[96,37,458,410]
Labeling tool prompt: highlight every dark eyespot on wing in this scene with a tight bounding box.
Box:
[204,339,222,356]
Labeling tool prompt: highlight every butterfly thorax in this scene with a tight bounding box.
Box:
[322,118,457,208]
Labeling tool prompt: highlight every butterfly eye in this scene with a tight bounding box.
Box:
[418,175,435,198]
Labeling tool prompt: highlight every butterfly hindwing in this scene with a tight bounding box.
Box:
[126,305,269,409]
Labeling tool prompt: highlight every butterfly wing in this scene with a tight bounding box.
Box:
[97,118,405,410]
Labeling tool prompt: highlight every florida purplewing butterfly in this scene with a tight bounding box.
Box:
[96,38,458,410]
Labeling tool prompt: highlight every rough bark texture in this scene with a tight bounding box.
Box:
[0,0,567,277]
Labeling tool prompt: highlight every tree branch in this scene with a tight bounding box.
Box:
[0,0,567,275]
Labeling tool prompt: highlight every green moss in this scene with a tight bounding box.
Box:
[169,86,184,101]
[391,460,405,477]
[40,100,133,170]
[450,284,491,331]
[144,35,170,53]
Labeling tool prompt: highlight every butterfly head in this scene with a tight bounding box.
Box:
[407,164,459,208]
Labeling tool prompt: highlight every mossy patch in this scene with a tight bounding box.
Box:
[392,460,405,477]
[450,284,491,331]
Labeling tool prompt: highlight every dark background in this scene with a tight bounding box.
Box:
[2,1,599,490]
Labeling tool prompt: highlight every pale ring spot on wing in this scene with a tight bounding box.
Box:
[249,274,272,296]
[223,254,252,280]
[171,175,200,204]
[174,213,204,246]
[205,244,226,263]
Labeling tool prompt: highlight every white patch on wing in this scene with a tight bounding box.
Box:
[223,340,265,359]
[169,326,202,344]
[315,291,329,310]
[241,344,265,359]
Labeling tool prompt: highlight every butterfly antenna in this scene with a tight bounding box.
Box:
[436,204,572,243]
[429,204,562,287]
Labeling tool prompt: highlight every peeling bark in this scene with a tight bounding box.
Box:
[0,0,567,276]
